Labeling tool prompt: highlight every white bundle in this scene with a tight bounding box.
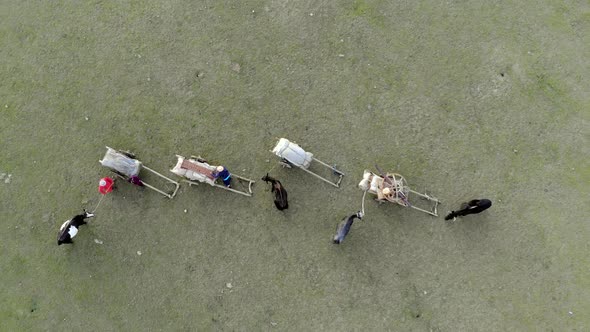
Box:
[272,138,313,169]
[100,147,141,177]
[358,171,372,191]
[171,156,187,176]
[370,175,381,192]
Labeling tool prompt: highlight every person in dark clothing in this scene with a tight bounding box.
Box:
[214,165,231,188]
[128,175,144,186]
[445,199,492,221]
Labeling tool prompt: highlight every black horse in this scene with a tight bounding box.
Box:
[333,211,363,244]
[57,210,95,245]
[445,199,492,220]
[261,174,288,210]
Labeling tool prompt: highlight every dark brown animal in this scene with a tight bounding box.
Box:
[261,174,288,210]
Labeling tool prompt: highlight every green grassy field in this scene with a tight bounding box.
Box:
[1,0,589,330]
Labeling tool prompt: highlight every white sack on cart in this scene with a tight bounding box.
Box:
[100,147,141,177]
[272,138,313,169]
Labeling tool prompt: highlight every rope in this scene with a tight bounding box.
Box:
[360,190,367,217]
[265,161,279,175]
[91,194,106,214]
[92,180,114,214]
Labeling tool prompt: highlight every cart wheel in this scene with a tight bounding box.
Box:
[191,155,207,163]
[110,169,127,179]
[279,161,292,169]
[332,164,342,176]
[279,159,292,168]
[120,150,136,159]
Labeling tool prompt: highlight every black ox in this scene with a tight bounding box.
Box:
[445,199,492,221]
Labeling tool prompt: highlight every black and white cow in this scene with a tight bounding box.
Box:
[445,199,492,221]
[333,211,363,244]
[261,174,288,211]
[57,210,95,245]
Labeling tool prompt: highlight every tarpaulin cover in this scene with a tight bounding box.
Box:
[99,147,141,177]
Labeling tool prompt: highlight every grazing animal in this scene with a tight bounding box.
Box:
[57,210,95,245]
[445,199,492,221]
[261,173,288,210]
[333,211,363,244]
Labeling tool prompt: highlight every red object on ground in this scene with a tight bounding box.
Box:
[99,177,114,195]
